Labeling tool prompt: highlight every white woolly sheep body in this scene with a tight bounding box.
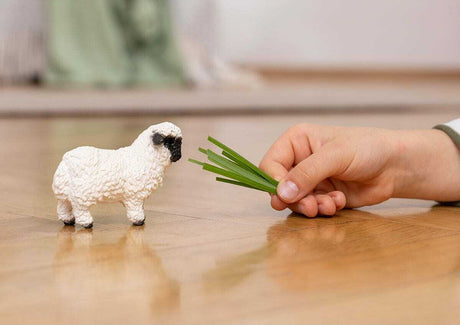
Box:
[52,122,182,228]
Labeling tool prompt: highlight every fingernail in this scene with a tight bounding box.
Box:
[277,180,299,201]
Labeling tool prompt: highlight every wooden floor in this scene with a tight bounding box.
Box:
[1,109,460,324]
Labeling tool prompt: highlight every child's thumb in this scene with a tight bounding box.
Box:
[276,145,344,203]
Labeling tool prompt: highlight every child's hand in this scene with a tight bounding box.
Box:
[259,124,460,217]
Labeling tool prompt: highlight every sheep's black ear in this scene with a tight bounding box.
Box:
[152,133,165,145]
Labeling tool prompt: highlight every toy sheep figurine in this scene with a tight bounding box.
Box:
[52,122,182,228]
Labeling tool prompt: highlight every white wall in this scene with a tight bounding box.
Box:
[170,0,218,55]
[214,0,460,69]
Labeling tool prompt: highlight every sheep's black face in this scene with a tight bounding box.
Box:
[153,133,182,162]
[165,137,182,162]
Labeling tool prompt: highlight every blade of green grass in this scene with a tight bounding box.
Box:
[206,149,275,190]
[215,177,265,192]
[207,136,278,186]
[189,154,273,192]
[202,163,276,194]
[221,150,255,173]
[221,149,279,186]
[188,158,205,166]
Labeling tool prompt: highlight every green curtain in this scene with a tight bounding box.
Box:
[46,0,185,87]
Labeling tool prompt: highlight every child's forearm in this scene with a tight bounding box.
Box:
[391,129,460,202]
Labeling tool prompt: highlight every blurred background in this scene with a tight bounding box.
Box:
[1,0,460,115]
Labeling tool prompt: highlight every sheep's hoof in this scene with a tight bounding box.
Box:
[63,220,75,226]
[83,223,93,229]
[133,220,145,226]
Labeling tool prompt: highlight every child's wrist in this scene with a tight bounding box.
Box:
[389,130,420,199]
[391,129,460,201]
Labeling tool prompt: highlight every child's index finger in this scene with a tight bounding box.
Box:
[259,134,297,181]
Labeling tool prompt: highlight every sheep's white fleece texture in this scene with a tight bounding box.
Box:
[52,122,182,227]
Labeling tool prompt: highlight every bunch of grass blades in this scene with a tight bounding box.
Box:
[189,136,279,194]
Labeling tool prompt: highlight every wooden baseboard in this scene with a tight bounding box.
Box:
[251,67,460,82]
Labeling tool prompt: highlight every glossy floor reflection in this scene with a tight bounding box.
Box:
[0,112,459,324]
[54,226,180,316]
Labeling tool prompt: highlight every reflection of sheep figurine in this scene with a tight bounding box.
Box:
[54,226,181,317]
[52,122,182,228]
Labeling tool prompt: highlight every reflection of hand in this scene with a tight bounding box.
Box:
[270,224,345,258]
[260,124,460,217]
[265,217,348,292]
[268,218,346,252]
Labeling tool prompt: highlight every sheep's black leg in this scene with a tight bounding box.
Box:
[57,199,75,225]
[73,205,94,228]
[133,220,145,226]
[83,223,93,229]
[124,200,145,226]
